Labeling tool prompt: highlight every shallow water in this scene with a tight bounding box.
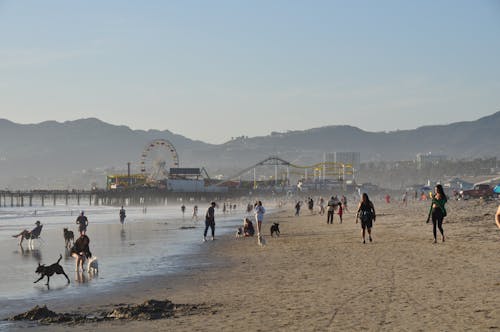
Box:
[0,203,251,326]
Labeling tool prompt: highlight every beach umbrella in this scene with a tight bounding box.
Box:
[493,185,500,194]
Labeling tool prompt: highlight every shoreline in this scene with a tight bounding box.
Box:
[5,199,500,331]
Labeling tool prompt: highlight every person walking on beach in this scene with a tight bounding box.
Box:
[327,196,336,224]
[318,197,325,215]
[119,206,126,224]
[307,197,314,215]
[426,184,447,243]
[337,202,343,224]
[341,195,348,212]
[295,201,301,216]
[181,204,186,217]
[203,202,216,241]
[192,205,198,221]
[356,193,376,244]
[76,211,88,236]
[254,200,266,235]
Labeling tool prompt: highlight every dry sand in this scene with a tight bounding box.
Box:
[9,199,500,331]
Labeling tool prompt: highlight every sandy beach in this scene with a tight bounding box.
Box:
[5,198,500,331]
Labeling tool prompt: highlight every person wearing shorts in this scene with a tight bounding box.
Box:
[356,193,376,244]
[76,211,88,236]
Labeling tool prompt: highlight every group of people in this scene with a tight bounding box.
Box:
[291,185,458,245]
[204,200,266,242]
[13,211,93,272]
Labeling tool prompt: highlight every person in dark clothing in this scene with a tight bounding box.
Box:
[12,220,43,246]
[71,234,92,272]
[76,211,88,236]
[327,196,336,224]
[119,206,126,224]
[356,193,376,244]
[308,197,314,214]
[204,202,216,241]
[427,184,447,243]
[295,201,301,216]
[244,217,255,237]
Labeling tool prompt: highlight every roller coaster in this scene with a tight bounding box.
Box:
[215,156,354,188]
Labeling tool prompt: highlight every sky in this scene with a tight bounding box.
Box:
[0,1,499,144]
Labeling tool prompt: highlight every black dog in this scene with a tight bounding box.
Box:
[34,254,70,286]
[270,223,280,237]
[63,228,74,248]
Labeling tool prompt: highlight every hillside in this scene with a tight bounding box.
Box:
[0,112,499,189]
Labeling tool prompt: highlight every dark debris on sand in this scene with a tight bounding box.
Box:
[7,299,215,325]
[8,305,88,324]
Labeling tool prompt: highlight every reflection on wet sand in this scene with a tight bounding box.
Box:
[75,271,88,284]
[17,246,42,263]
[75,270,97,284]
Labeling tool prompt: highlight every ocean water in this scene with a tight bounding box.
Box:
[0,202,254,328]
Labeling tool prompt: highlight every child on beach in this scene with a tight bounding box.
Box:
[318,197,325,215]
[192,205,198,221]
[337,202,343,224]
[238,217,255,237]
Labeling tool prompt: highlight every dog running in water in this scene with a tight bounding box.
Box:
[270,223,280,237]
[63,228,74,248]
[34,254,70,286]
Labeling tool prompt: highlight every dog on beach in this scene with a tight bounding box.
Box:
[236,227,244,238]
[34,254,70,286]
[63,228,74,248]
[270,223,280,237]
[87,256,99,274]
[258,233,266,246]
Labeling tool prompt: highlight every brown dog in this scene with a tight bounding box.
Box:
[63,228,74,248]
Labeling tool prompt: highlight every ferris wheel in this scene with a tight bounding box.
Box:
[140,139,180,181]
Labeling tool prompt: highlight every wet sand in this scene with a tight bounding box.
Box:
[6,199,500,331]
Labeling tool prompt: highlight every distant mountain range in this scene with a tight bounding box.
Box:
[0,112,499,189]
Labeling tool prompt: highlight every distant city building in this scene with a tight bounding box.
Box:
[416,153,447,169]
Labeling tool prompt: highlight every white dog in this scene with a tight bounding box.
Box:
[258,233,266,246]
[87,256,99,274]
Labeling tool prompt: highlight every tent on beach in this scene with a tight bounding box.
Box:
[493,185,500,194]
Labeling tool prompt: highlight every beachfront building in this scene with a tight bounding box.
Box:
[416,153,448,169]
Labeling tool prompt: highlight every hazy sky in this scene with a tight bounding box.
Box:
[1,1,499,144]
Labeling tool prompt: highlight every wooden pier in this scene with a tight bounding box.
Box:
[0,189,239,207]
